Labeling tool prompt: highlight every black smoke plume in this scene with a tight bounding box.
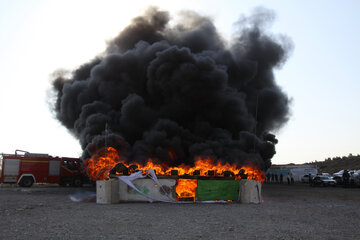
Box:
[51,7,292,170]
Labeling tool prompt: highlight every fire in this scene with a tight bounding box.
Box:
[85,147,266,186]
[84,147,121,181]
[176,179,197,200]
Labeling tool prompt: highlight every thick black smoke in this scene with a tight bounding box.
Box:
[51,7,292,170]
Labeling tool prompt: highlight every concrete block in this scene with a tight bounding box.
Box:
[239,179,262,204]
[96,179,119,204]
[119,178,176,202]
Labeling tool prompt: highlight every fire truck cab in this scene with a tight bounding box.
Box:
[0,150,88,187]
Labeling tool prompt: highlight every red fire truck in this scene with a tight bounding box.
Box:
[0,150,89,187]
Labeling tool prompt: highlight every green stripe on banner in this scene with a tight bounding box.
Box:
[195,180,240,201]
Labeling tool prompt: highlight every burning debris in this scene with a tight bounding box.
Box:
[50,7,292,187]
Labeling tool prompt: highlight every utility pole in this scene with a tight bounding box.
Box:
[105,122,108,179]
[253,94,259,152]
[253,94,259,180]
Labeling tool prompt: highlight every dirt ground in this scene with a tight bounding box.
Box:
[0,183,360,240]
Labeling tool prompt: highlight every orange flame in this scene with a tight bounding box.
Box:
[176,179,197,201]
[85,147,266,199]
[84,147,121,181]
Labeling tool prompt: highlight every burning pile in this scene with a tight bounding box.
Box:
[50,7,292,193]
[85,147,264,181]
[85,146,265,199]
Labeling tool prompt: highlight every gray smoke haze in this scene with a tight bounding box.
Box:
[51,7,292,170]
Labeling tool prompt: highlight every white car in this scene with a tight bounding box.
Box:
[301,174,314,183]
[311,176,337,187]
[333,170,344,177]
[350,170,360,186]
[333,170,357,185]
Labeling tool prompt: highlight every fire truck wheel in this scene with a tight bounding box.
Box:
[19,177,34,187]
[72,177,83,187]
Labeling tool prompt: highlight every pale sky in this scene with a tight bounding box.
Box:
[0,0,359,164]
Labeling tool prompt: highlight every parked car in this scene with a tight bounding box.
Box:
[333,170,344,177]
[333,170,357,185]
[301,174,314,183]
[333,175,343,185]
[350,170,360,186]
[311,176,337,187]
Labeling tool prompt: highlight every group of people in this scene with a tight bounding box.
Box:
[265,170,355,187]
[265,172,294,184]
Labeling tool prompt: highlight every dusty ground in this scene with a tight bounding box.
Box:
[0,183,360,240]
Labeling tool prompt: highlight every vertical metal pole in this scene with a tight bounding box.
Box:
[253,94,259,151]
[253,94,259,180]
[105,122,108,179]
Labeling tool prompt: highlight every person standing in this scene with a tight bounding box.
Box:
[343,170,350,188]
[287,172,294,184]
[266,173,271,183]
[287,173,291,184]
